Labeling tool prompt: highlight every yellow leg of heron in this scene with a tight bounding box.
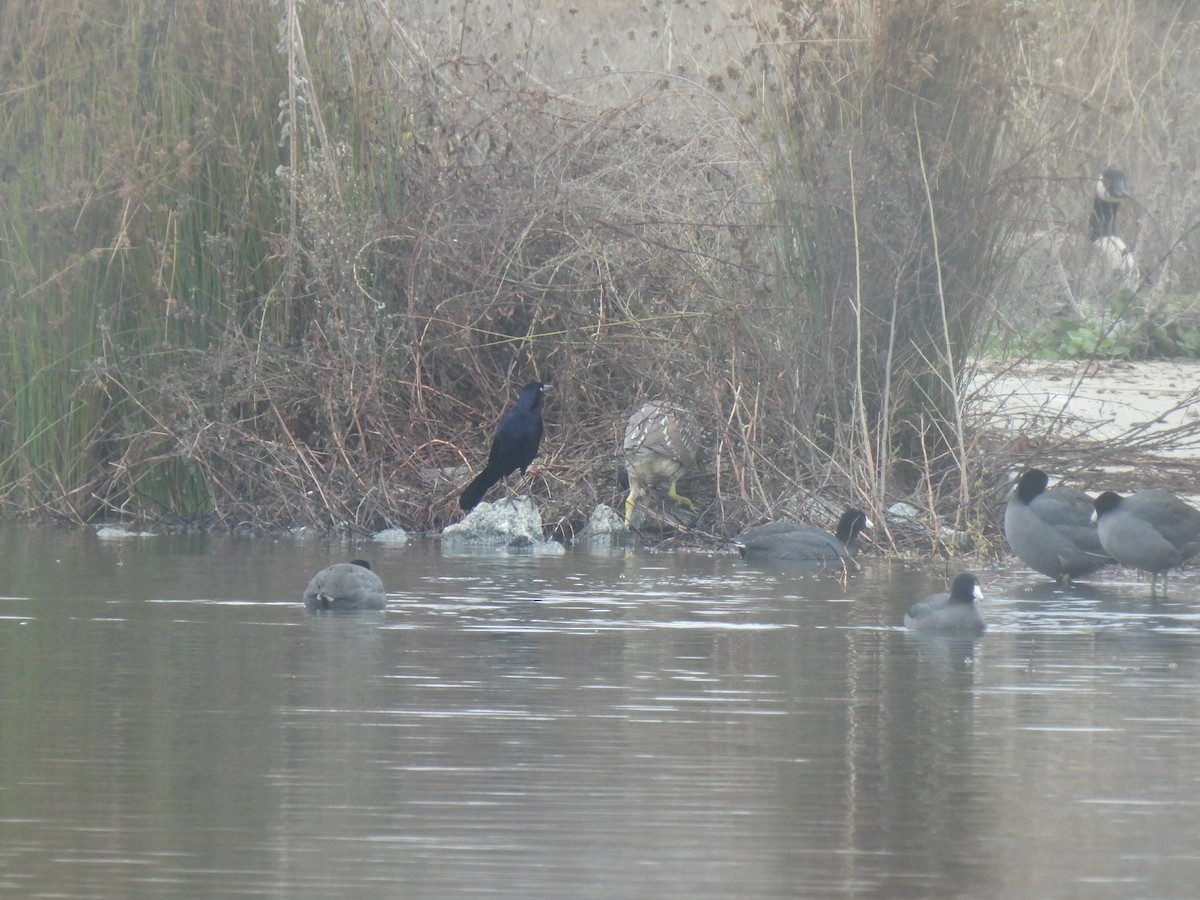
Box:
[624,481,640,527]
[667,482,696,512]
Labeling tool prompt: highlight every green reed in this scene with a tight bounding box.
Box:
[0,0,287,520]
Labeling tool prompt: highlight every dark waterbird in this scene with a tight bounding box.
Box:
[1088,165,1130,242]
[903,573,985,635]
[1003,468,1112,584]
[734,508,871,566]
[460,382,551,512]
[303,559,386,611]
[1088,165,1139,287]
[1092,489,1200,596]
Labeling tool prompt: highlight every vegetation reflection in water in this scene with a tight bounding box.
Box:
[2,530,1200,897]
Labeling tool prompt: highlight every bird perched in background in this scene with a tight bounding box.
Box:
[1092,489,1200,596]
[1088,165,1139,288]
[460,381,551,512]
[903,573,985,635]
[734,508,871,566]
[1003,468,1112,585]
[622,400,704,526]
[303,560,386,611]
[1088,166,1130,242]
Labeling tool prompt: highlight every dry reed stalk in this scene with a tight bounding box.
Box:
[2,0,1199,556]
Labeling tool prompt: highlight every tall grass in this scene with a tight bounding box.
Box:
[733,0,1037,538]
[0,0,286,520]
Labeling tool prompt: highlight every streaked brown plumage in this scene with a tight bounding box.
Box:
[622,400,703,526]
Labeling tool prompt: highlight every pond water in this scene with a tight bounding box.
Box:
[2,526,1200,898]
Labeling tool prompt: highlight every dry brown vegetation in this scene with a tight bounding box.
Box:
[2,0,1199,547]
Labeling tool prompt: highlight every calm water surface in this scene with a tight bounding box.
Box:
[2,526,1200,898]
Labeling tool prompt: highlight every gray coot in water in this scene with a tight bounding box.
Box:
[903,573,985,634]
[1003,469,1112,584]
[734,508,871,566]
[303,559,387,611]
[1092,490,1200,596]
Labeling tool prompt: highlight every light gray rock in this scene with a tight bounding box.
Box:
[373,527,410,545]
[442,496,564,554]
[580,504,627,537]
[886,502,921,524]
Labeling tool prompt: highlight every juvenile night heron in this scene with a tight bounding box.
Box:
[622,400,704,526]
[303,560,386,611]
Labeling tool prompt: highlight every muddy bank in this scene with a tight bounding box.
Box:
[974,357,1200,496]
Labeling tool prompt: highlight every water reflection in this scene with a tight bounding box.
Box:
[0,528,1199,896]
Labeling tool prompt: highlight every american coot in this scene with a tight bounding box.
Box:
[903,573,985,634]
[1092,490,1200,596]
[734,508,871,565]
[303,560,387,611]
[1003,469,1112,584]
[622,400,704,526]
